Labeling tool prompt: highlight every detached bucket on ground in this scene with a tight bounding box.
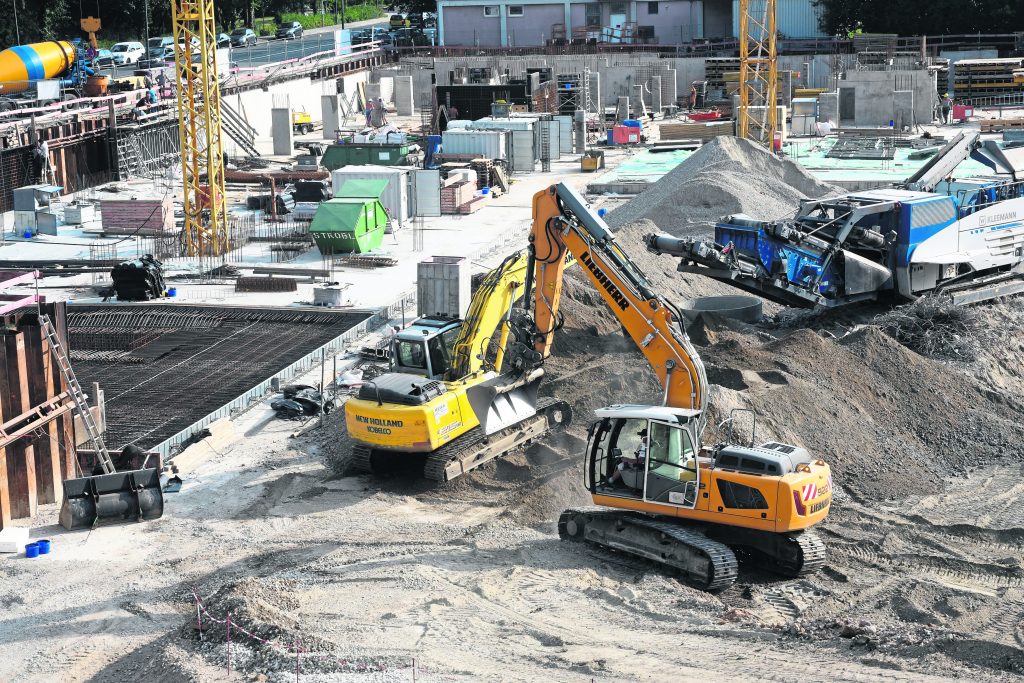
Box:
[680,295,763,325]
[59,468,165,531]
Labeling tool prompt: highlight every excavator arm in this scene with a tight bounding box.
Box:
[449,249,530,379]
[527,183,708,417]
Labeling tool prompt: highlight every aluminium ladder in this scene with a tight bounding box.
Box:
[38,314,115,475]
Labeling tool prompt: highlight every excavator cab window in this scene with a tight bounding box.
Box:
[395,339,428,373]
[643,420,699,508]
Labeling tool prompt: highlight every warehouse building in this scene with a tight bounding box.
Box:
[437,0,826,47]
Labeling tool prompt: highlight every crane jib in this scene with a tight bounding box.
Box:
[580,251,630,311]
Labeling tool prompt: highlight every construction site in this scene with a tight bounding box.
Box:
[1,1,1024,680]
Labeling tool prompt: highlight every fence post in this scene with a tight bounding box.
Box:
[226,611,232,677]
[195,592,203,641]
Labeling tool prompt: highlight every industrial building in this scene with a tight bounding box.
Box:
[437,0,826,46]
[0,4,1023,682]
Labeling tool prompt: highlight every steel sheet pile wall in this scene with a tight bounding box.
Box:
[0,303,77,530]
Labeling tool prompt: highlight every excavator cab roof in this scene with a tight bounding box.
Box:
[594,404,702,423]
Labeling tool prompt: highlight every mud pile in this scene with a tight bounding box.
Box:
[607,136,838,236]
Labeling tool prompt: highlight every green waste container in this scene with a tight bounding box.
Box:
[309,198,388,254]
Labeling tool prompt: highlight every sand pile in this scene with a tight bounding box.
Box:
[607,136,838,236]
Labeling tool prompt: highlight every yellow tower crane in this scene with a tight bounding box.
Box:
[171,0,230,257]
[737,0,778,149]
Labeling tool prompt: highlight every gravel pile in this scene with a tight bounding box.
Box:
[607,136,839,236]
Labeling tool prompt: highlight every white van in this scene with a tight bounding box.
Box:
[111,41,145,65]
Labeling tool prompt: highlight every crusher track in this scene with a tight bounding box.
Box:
[350,397,572,483]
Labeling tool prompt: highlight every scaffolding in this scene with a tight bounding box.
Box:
[737,0,778,148]
[172,0,229,257]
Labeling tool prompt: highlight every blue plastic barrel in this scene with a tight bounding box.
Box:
[481,186,490,195]
[36,539,50,554]
[597,208,607,217]
[606,129,615,144]
[622,119,642,128]
[25,543,39,558]
[22,230,32,239]
[167,287,177,297]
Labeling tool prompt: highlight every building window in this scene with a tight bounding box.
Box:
[483,5,499,16]
[507,5,524,16]
[647,1,659,13]
[585,2,601,25]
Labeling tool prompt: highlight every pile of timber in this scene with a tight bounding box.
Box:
[658,120,733,142]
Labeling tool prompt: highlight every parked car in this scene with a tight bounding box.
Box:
[138,47,174,69]
[275,21,303,40]
[216,33,231,48]
[147,36,173,52]
[110,41,145,65]
[389,13,407,29]
[393,28,434,47]
[407,13,424,28]
[229,28,257,47]
[91,49,114,69]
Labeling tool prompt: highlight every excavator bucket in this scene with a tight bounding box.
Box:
[58,468,164,531]
[466,373,541,435]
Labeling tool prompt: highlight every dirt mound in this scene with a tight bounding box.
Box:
[700,324,1024,500]
[607,136,838,236]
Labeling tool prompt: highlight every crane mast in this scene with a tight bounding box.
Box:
[172,0,230,257]
[738,0,778,149]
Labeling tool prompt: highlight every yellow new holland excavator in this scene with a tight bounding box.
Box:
[518,182,831,590]
[344,250,572,481]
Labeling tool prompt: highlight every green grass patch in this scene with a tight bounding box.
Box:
[277,6,384,30]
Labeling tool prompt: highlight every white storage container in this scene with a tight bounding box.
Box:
[554,116,573,154]
[510,130,535,172]
[470,117,535,132]
[64,203,96,224]
[14,210,37,231]
[445,120,473,129]
[332,165,411,225]
[441,130,507,160]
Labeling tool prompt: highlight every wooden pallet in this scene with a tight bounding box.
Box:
[980,118,1024,132]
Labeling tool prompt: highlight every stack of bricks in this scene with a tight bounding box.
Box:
[459,194,490,214]
[100,196,174,234]
[440,180,475,214]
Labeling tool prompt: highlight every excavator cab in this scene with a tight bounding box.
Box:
[391,316,462,380]
[586,405,703,509]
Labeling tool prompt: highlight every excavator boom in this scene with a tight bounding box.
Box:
[530,183,708,416]
[525,183,831,591]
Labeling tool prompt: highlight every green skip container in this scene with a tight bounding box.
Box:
[310,179,389,255]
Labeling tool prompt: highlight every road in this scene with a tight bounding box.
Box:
[100,17,389,77]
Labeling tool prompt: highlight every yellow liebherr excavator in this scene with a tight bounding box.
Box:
[344,250,572,481]
[519,183,832,590]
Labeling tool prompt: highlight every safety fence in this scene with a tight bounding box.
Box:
[190,586,460,681]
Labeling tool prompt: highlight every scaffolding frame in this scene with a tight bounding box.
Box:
[738,0,778,148]
[172,0,229,257]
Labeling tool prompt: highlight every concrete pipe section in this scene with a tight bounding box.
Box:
[679,295,763,324]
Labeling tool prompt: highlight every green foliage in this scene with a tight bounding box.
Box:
[814,0,1024,35]
[277,6,384,30]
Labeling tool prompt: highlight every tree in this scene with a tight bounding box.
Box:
[815,0,1024,36]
